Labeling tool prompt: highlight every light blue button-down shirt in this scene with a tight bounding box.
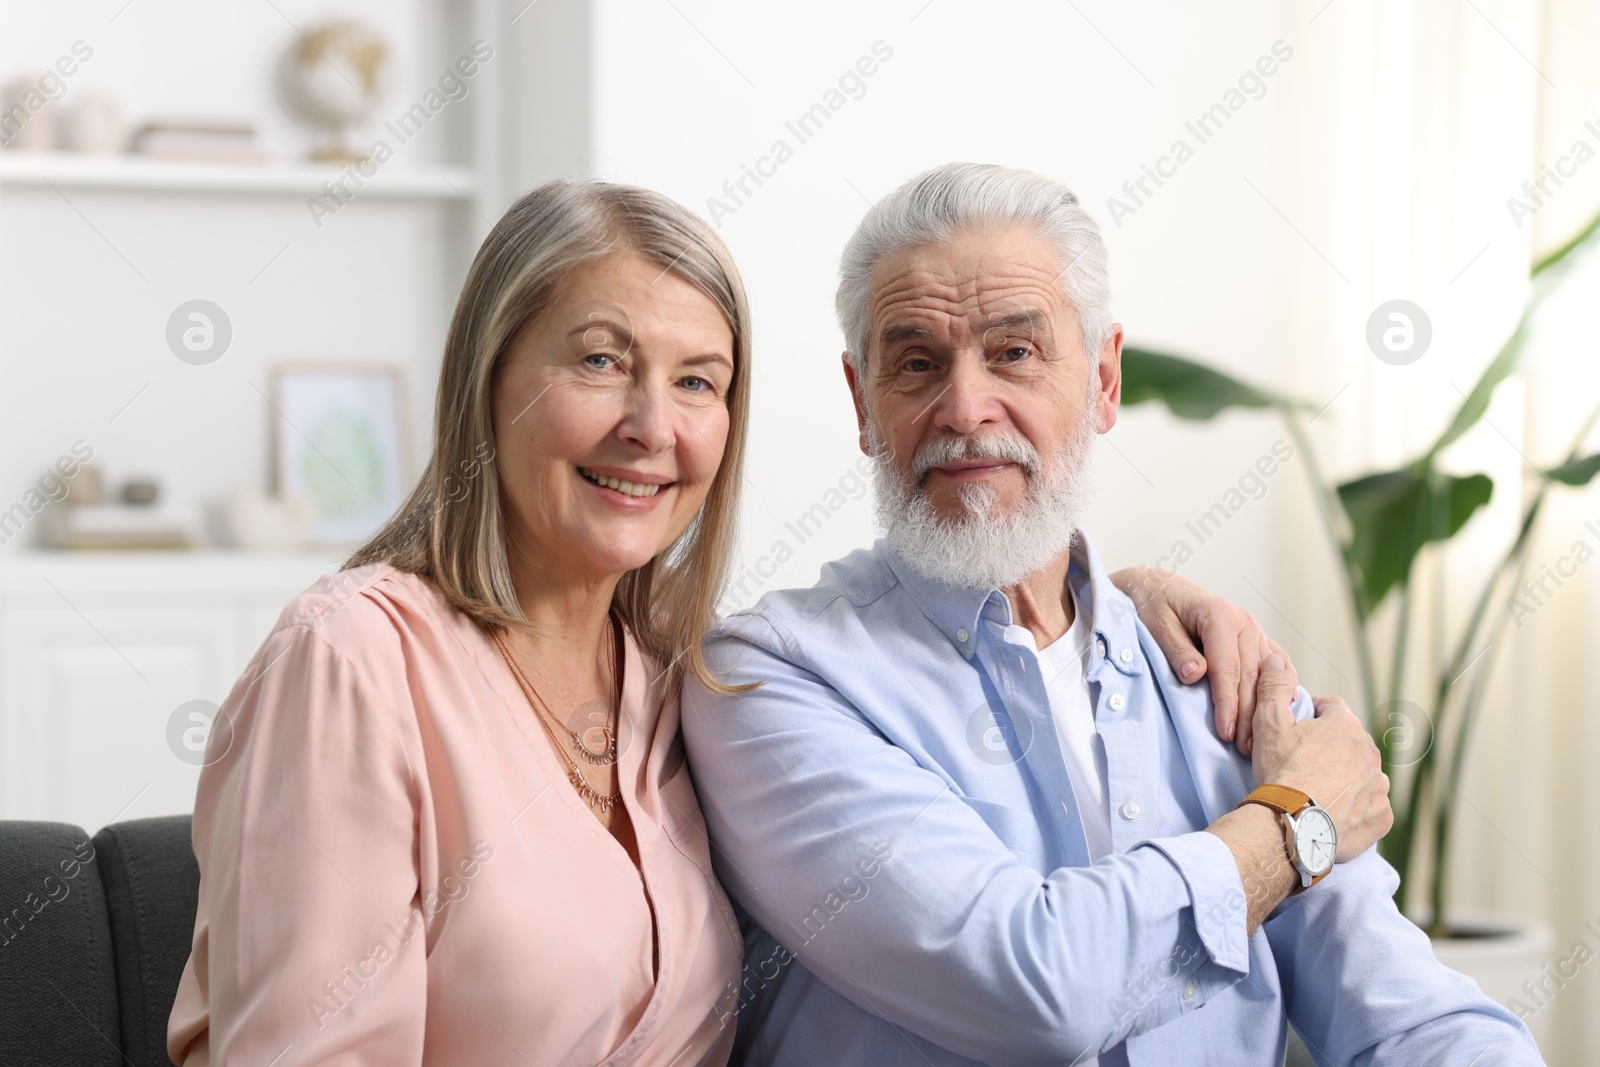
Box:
[680,533,1545,1067]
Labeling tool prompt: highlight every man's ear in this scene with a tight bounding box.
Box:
[1094,322,1124,434]
[842,352,871,457]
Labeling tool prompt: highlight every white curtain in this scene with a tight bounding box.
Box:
[1281,2,1600,1062]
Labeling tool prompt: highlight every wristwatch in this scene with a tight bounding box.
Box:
[1237,784,1337,893]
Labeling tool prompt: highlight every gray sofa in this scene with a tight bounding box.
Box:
[0,816,198,1067]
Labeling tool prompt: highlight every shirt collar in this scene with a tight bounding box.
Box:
[879,541,1005,659]
[881,530,1145,677]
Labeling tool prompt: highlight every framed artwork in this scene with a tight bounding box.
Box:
[267,361,412,546]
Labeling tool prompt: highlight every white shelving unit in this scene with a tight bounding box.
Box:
[0,152,479,201]
[0,0,515,829]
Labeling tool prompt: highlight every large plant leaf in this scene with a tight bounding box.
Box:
[1431,207,1600,460]
[1546,452,1600,486]
[1120,347,1288,420]
[1428,314,1533,460]
[1337,469,1494,613]
[1532,204,1600,278]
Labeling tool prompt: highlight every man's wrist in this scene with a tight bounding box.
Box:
[1238,803,1299,899]
[1206,804,1298,931]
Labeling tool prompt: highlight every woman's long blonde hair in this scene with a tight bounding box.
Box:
[345,179,751,694]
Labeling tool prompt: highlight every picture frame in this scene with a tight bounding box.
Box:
[267,361,412,547]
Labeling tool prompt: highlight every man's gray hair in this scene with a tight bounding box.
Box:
[835,162,1112,373]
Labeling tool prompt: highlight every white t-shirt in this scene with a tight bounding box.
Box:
[1003,586,1111,1067]
[1004,583,1113,864]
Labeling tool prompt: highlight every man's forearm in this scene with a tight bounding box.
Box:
[1205,804,1299,934]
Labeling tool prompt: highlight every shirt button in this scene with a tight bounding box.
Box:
[1182,984,1196,1002]
[1108,693,1126,712]
[956,628,970,644]
[1096,637,1107,658]
[1120,801,1140,819]
[1119,647,1135,663]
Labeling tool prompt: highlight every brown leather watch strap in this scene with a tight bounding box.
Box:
[1238,783,1311,816]
[1237,784,1328,893]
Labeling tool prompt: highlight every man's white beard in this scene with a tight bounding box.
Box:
[870,404,1097,592]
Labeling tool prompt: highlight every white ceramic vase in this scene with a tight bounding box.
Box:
[220,488,317,550]
[1424,909,1555,1053]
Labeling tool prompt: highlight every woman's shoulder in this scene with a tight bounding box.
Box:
[269,560,458,668]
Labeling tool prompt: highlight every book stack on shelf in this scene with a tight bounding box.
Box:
[130,118,268,166]
[39,503,202,550]
[34,468,202,550]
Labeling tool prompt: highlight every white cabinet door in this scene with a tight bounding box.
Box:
[2,605,238,830]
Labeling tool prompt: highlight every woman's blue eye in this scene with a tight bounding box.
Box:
[680,376,710,393]
[584,353,618,369]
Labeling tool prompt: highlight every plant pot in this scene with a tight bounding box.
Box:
[1416,909,1555,1052]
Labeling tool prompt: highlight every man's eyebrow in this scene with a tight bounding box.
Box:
[983,308,1050,334]
[880,323,931,348]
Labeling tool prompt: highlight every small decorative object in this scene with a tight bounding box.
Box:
[275,18,391,162]
[60,89,125,153]
[268,361,410,547]
[219,488,316,550]
[119,476,160,506]
[130,117,268,165]
[71,462,105,505]
[0,71,57,151]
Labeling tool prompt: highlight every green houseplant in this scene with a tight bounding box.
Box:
[1118,207,1600,933]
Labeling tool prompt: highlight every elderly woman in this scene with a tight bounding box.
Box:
[168,179,1290,1066]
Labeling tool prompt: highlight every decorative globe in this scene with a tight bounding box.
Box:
[277,18,390,161]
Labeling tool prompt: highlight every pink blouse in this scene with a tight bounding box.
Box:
[168,562,742,1066]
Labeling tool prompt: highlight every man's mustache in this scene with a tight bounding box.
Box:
[910,434,1040,484]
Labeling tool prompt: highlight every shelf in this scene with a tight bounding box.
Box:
[0,151,477,201]
[0,548,346,598]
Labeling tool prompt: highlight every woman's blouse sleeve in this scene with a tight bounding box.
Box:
[169,621,424,1066]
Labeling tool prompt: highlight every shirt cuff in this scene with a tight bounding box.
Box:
[1132,830,1253,975]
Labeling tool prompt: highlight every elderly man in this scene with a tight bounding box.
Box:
[680,164,1545,1066]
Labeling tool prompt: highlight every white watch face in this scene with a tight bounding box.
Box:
[1293,806,1337,876]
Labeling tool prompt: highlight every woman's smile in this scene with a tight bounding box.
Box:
[576,464,675,511]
